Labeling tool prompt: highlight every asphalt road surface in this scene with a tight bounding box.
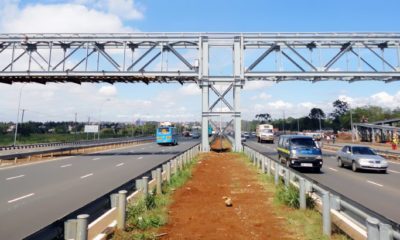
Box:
[0,139,199,240]
[245,139,400,224]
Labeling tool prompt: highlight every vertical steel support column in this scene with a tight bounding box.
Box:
[200,37,210,152]
[233,36,243,152]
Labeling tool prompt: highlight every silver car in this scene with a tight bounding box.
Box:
[336,145,388,173]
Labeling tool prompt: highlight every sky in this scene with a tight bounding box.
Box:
[1,0,400,123]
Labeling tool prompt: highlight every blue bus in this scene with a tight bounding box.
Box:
[156,126,179,145]
[208,124,213,137]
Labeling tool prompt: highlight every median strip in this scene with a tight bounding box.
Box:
[80,173,94,179]
[8,193,34,203]
[367,180,383,187]
[6,174,25,180]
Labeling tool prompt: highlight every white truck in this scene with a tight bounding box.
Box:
[256,124,274,143]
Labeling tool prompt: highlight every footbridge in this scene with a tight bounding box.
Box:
[1,33,400,151]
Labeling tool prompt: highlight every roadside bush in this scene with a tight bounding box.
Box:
[276,183,315,209]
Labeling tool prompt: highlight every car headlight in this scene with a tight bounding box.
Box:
[291,150,297,157]
[359,159,369,164]
[316,155,323,160]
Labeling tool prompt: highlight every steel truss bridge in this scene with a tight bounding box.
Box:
[1,33,400,151]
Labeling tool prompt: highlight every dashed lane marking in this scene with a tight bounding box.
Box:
[367,180,383,187]
[60,164,72,168]
[328,167,338,172]
[8,193,35,203]
[116,163,124,167]
[80,173,93,179]
[137,157,143,160]
[92,158,101,161]
[388,169,400,174]
[6,174,25,180]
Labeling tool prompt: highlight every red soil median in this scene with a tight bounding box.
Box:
[158,152,294,240]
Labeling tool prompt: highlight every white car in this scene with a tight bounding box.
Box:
[336,145,388,173]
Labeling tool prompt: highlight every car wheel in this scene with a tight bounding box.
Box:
[337,158,344,167]
[352,161,358,172]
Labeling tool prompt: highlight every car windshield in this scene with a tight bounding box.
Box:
[262,129,273,133]
[352,147,376,155]
[290,138,316,147]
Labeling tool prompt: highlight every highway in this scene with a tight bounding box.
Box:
[0,139,199,240]
[245,139,400,225]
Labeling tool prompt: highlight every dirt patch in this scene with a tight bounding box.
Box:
[158,152,294,240]
[210,137,232,152]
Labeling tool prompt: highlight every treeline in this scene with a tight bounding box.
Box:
[246,100,400,133]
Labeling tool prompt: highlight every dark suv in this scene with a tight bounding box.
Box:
[277,135,323,172]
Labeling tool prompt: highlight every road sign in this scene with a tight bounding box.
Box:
[84,125,99,133]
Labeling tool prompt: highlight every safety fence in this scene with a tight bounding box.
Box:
[243,145,400,240]
[53,143,201,240]
[0,137,154,165]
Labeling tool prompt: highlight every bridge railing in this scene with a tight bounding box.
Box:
[243,145,400,240]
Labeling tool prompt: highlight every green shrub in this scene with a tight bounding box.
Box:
[276,183,315,209]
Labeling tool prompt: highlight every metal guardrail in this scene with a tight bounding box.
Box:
[0,135,154,151]
[243,144,400,240]
[0,136,154,161]
[24,142,201,240]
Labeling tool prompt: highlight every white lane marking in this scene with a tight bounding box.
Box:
[60,164,72,168]
[80,173,93,179]
[8,193,35,203]
[388,169,400,174]
[141,148,145,150]
[367,180,383,187]
[6,174,25,180]
[92,158,101,161]
[328,167,338,172]
[137,157,143,160]
[116,163,124,167]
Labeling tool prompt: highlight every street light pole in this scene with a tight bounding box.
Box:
[350,108,354,142]
[13,84,26,146]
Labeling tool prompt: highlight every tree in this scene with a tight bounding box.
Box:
[330,99,349,132]
[308,108,325,119]
[255,113,271,123]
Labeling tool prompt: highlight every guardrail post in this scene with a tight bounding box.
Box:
[366,217,380,240]
[299,178,306,209]
[322,191,331,237]
[166,162,171,183]
[14,157,18,164]
[76,214,89,240]
[285,169,290,186]
[173,159,178,174]
[379,223,393,240]
[151,170,156,181]
[142,176,149,197]
[110,193,118,208]
[267,158,271,176]
[117,190,127,230]
[135,179,142,191]
[274,163,279,185]
[64,219,77,240]
[156,168,162,194]
[262,156,266,173]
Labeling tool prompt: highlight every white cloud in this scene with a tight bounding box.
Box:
[251,92,272,101]
[178,83,200,96]
[74,0,143,20]
[98,85,117,96]
[1,3,134,33]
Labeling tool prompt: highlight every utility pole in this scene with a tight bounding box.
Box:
[14,84,26,146]
[282,111,286,134]
[350,108,354,142]
[319,115,322,132]
[21,109,26,124]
